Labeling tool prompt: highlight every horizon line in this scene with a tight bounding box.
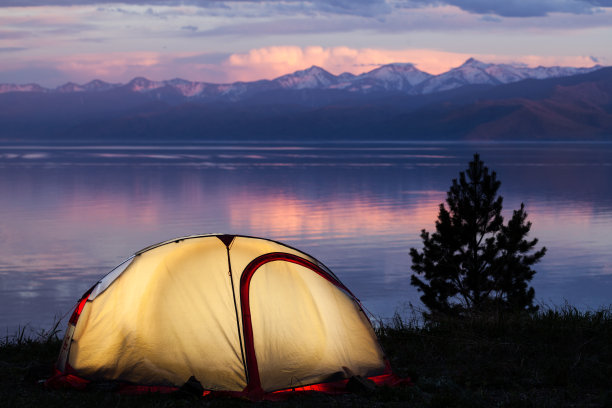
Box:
[0,57,605,88]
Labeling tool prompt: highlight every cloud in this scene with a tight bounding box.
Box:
[190,16,363,37]
[479,15,502,22]
[55,52,162,76]
[0,46,26,52]
[8,52,168,86]
[2,0,611,18]
[224,46,471,79]
[0,51,235,86]
[314,0,392,17]
[0,8,98,35]
[0,46,603,86]
[0,0,387,16]
[184,5,492,38]
[224,46,602,81]
[177,2,612,39]
[405,0,612,17]
[173,52,231,65]
[0,30,29,39]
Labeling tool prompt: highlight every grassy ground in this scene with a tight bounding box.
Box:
[2,305,612,407]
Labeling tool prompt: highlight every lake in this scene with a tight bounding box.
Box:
[1,141,611,335]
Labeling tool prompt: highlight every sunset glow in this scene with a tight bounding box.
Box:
[0,1,609,86]
[226,46,602,80]
[227,191,442,239]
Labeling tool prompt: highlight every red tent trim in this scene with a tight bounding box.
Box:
[239,251,357,395]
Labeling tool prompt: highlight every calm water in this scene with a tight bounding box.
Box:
[1,142,611,335]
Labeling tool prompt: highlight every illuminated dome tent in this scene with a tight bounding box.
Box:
[49,234,403,398]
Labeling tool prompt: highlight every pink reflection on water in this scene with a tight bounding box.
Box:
[227,190,443,240]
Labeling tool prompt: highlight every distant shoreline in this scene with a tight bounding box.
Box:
[2,139,612,147]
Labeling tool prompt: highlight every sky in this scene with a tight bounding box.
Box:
[0,0,611,87]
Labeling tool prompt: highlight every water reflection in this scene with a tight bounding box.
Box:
[1,142,611,334]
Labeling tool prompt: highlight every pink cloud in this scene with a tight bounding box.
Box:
[56,52,162,77]
[224,46,481,79]
[1,46,603,86]
[5,52,197,84]
[224,46,601,80]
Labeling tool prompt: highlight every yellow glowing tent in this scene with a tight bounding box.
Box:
[48,234,402,398]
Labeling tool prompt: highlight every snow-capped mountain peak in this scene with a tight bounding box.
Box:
[338,72,357,81]
[416,58,602,94]
[83,79,119,92]
[362,63,433,89]
[166,78,191,86]
[166,78,208,97]
[126,77,164,92]
[274,65,337,89]
[0,59,604,98]
[297,65,327,76]
[450,59,498,82]
[0,83,47,93]
[460,58,492,69]
[56,82,85,93]
[416,59,498,93]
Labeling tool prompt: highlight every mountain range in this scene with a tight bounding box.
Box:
[0,58,611,142]
[0,58,602,98]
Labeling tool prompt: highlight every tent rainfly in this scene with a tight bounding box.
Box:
[47,234,406,399]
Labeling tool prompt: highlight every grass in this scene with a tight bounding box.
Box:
[378,304,612,407]
[2,305,612,407]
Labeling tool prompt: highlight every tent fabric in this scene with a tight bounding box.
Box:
[49,234,398,398]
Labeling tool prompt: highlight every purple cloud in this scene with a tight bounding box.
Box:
[403,0,611,17]
[0,46,26,52]
[1,0,610,18]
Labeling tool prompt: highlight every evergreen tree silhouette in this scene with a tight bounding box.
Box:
[410,154,546,317]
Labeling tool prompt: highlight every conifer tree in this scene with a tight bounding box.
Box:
[410,154,546,317]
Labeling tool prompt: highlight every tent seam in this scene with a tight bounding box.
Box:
[225,244,248,385]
